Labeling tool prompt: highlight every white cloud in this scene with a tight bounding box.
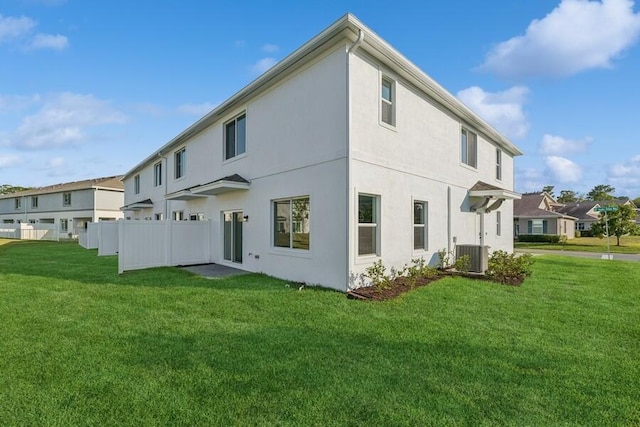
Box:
[176,102,216,116]
[251,57,277,75]
[480,0,640,79]
[13,92,127,150]
[262,43,279,53]
[0,13,68,51]
[607,154,640,192]
[0,154,21,168]
[515,167,546,192]
[456,86,529,139]
[0,94,41,112]
[0,14,35,42]
[28,33,68,50]
[539,134,593,156]
[545,155,583,184]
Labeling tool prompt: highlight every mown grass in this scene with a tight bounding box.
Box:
[1,239,639,425]
[516,235,640,253]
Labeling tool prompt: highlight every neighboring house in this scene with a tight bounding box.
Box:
[514,192,576,239]
[0,176,124,239]
[554,200,600,235]
[122,14,522,291]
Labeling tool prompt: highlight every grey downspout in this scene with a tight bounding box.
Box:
[447,186,452,254]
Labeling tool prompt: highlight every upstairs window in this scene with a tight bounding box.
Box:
[225,113,246,160]
[154,162,162,187]
[175,148,186,179]
[32,196,38,208]
[63,192,71,206]
[381,77,395,126]
[14,198,21,210]
[461,128,477,168]
[496,149,502,180]
[134,174,140,194]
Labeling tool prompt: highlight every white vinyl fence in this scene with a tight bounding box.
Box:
[78,222,100,249]
[0,223,58,241]
[118,220,213,273]
[98,221,119,256]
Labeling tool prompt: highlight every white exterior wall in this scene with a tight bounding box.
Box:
[0,188,123,239]
[347,51,516,279]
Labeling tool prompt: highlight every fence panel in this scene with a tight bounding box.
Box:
[83,222,99,249]
[98,221,119,256]
[0,225,19,239]
[118,220,212,273]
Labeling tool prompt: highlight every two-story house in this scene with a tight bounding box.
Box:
[0,176,124,239]
[122,14,522,291]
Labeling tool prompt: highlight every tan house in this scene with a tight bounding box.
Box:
[514,192,576,239]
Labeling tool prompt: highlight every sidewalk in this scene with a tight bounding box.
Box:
[515,248,640,262]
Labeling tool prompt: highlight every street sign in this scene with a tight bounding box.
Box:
[594,206,618,212]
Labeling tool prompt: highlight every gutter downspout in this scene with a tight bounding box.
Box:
[345,29,364,290]
[157,152,168,220]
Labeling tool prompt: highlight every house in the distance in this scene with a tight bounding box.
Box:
[0,176,124,239]
[121,14,522,291]
[514,192,576,239]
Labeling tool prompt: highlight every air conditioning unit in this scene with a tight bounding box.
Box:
[455,244,489,273]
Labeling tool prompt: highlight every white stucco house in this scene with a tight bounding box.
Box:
[0,176,124,239]
[122,14,522,291]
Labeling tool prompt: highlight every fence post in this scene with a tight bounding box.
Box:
[118,220,124,274]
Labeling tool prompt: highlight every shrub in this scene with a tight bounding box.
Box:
[406,257,437,280]
[517,234,560,243]
[436,249,452,270]
[363,259,390,289]
[453,254,471,272]
[485,250,534,286]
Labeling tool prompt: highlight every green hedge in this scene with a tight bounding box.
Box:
[517,234,560,243]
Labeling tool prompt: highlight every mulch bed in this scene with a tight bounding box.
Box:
[347,270,522,301]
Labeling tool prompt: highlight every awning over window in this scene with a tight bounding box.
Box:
[165,190,207,201]
[190,174,250,196]
[468,181,520,213]
[121,199,153,211]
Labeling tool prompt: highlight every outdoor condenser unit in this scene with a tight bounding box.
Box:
[455,244,489,273]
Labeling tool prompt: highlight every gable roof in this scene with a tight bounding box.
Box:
[0,176,124,199]
[514,192,576,219]
[123,13,522,179]
[555,201,599,220]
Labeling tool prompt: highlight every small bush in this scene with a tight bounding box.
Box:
[486,250,534,286]
[436,249,452,270]
[559,235,567,245]
[453,254,471,272]
[517,234,560,243]
[363,259,390,289]
[406,257,437,282]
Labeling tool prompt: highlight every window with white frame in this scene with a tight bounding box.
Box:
[60,218,68,232]
[461,128,477,168]
[175,148,186,179]
[172,210,184,221]
[154,213,163,221]
[63,192,71,206]
[154,162,162,187]
[224,113,246,160]
[134,174,140,194]
[531,219,544,235]
[496,149,502,181]
[358,194,379,256]
[381,77,395,126]
[496,211,502,236]
[31,196,38,208]
[413,201,427,250]
[273,196,310,250]
[14,198,21,210]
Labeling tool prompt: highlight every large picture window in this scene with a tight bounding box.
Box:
[358,194,379,256]
[413,201,427,250]
[225,113,246,160]
[273,197,310,250]
[461,128,477,168]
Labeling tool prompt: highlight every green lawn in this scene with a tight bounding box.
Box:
[1,239,639,425]
[516,235,640,254]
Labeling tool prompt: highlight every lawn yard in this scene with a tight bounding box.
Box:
[1,239,639,425]
[516,235,640,254]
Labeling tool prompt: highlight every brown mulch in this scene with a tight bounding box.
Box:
[347,271,522,301]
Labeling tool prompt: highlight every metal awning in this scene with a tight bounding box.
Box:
[468,181,520,213]
[190,174,250,196]
[121,199,153,211]
[165,190,207,201]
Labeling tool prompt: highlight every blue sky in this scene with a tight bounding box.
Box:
[1,0,640,198]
